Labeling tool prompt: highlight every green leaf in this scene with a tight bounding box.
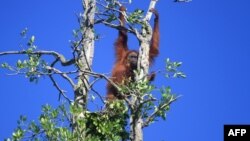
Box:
[166,58,170,63]
[162,93,168,99]
[176,62,183,67]
[51,110,59,118]
[20,27,28,37]
[72,30,77,37]
[16,60,23,68]
[30,36,35,43]
[1,63,9,68]
[4,138,11,141]
[166,87,171,94]
[20,115,27,122]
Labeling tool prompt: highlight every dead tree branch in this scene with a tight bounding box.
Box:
[0,50,75,66]
[45,66,76,88]
[48,75,73,103]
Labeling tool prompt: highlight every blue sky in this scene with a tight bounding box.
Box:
[1,0,250,141]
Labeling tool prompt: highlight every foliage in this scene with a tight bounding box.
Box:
[5,63,185,140]
[2,46,185,140]
[85,100,129,141]
[127,9,144,25]
[5,104,71,141]
[6,102,129,141]
[119,73,180,127]
[165,58,186,78]
[1,35,47,83]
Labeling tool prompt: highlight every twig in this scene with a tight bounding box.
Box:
[95,4,137,35]
[142,95,181,128]
[6,70,77,76]
[79,73,91,96]
[80,70,121,92]
[46,66,76,88]
[89,77,101,88]
[48,59,73,103]
[96,1,122,13]
[99,20,136,34]
[91,88,105,104]
[48,75,73,103]
[141,97,157,105]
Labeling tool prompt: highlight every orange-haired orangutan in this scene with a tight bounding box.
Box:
[106,6,159,100]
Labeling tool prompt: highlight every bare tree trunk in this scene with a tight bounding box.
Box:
[74,0,96,111]
[130,107,144,141]
[130,1,158,140]
[130,38,152,141]
[73,0,96,137]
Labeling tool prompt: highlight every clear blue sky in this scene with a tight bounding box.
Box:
[1,0,250,141]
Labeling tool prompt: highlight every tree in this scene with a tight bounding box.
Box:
[1,0,188,140]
